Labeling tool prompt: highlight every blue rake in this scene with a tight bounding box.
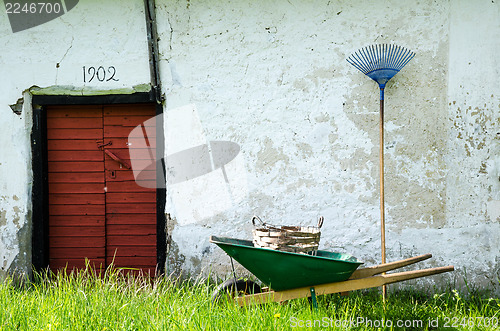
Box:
[347,44,415,99]
[347,44,415,298]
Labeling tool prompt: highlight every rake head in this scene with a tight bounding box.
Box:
[347,44,415,88]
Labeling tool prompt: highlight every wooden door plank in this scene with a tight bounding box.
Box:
[49,173,104,183]
[47,106,103,118]
[104,115,156,126]
[50,193,104,205]
[48,129,102,140]
[48,150,103,162]
[49,259,106,270]
[48,161,104,172]
[105,181,155,193]
[110,256,157,266]
[105,128,156,139]
[49,183,104,194]
[106,192,156,203]
[106,246,156,257]
[116,137,157,148]
[103,105,155,116]
[105,170,156,182]
[47,117,103,129]
[104,126,136,138]
[106,204,156,214]
[105,160,155,171]
[50,247,104,259]
[107,224,156,236]
[105,148,154,161]
[49,216,104,227]
[106,235,156,246]
[49,236,105,248]
[49,204,105,216]
[48,139,101,151]
[50,226,105,237]
[106,213,156,225]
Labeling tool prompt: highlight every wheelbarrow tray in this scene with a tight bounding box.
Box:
[210,235,363,291]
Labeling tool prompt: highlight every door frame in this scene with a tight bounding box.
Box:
[31,92,167,274]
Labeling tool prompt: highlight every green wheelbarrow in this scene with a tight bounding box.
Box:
[210,235,454,306]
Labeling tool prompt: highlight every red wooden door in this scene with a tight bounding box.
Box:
[47,104,157,274]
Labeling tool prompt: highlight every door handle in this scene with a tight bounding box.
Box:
[97,141,112,149]
[104,149,131,169]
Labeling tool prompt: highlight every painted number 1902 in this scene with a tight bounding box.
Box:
[83,66,119,83]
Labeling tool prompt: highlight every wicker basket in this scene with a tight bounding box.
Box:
[251,216,324,254]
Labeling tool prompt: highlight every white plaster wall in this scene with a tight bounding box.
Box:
[0,0,151,278]
[0,0,498,293]
[158,0,500,292]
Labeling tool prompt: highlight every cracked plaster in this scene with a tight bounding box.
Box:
[0,0,499,294]
[157,0,500,293]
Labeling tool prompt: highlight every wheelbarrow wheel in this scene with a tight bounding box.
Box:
[212,278,262,303]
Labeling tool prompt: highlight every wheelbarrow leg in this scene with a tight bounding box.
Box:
[230,257,238,288]
[309,287,318,311]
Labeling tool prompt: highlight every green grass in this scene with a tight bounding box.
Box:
[0,266,498,330]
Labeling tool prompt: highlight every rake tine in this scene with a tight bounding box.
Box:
[365,46,375,70]
[396,45,405,68]
[354,49,371,73]
[394,49,404,70]
[387,44,394,68]
[347,55,366,74]
[396,48,409,70]
[370,45,377,72]
[398,52,414,71]
[392,47,404,70]
[372,45,380,71]
[383,44,390,68]
[349,52,366,73]
[384,44,389,69]
[398,47,409,69]
[377,44,384,71]
[366,46,377,72]
[377,45,382,70]
[366,46,376,72]
[392,45,400,68]
[396,48,415,70]
[346,52,357,69]
[357,48,370,73]
[401,50,415,68]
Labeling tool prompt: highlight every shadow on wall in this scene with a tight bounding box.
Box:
[128,104,248,224]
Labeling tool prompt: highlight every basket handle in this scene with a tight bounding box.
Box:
[317,216,324,229]
[251,215,266,227]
